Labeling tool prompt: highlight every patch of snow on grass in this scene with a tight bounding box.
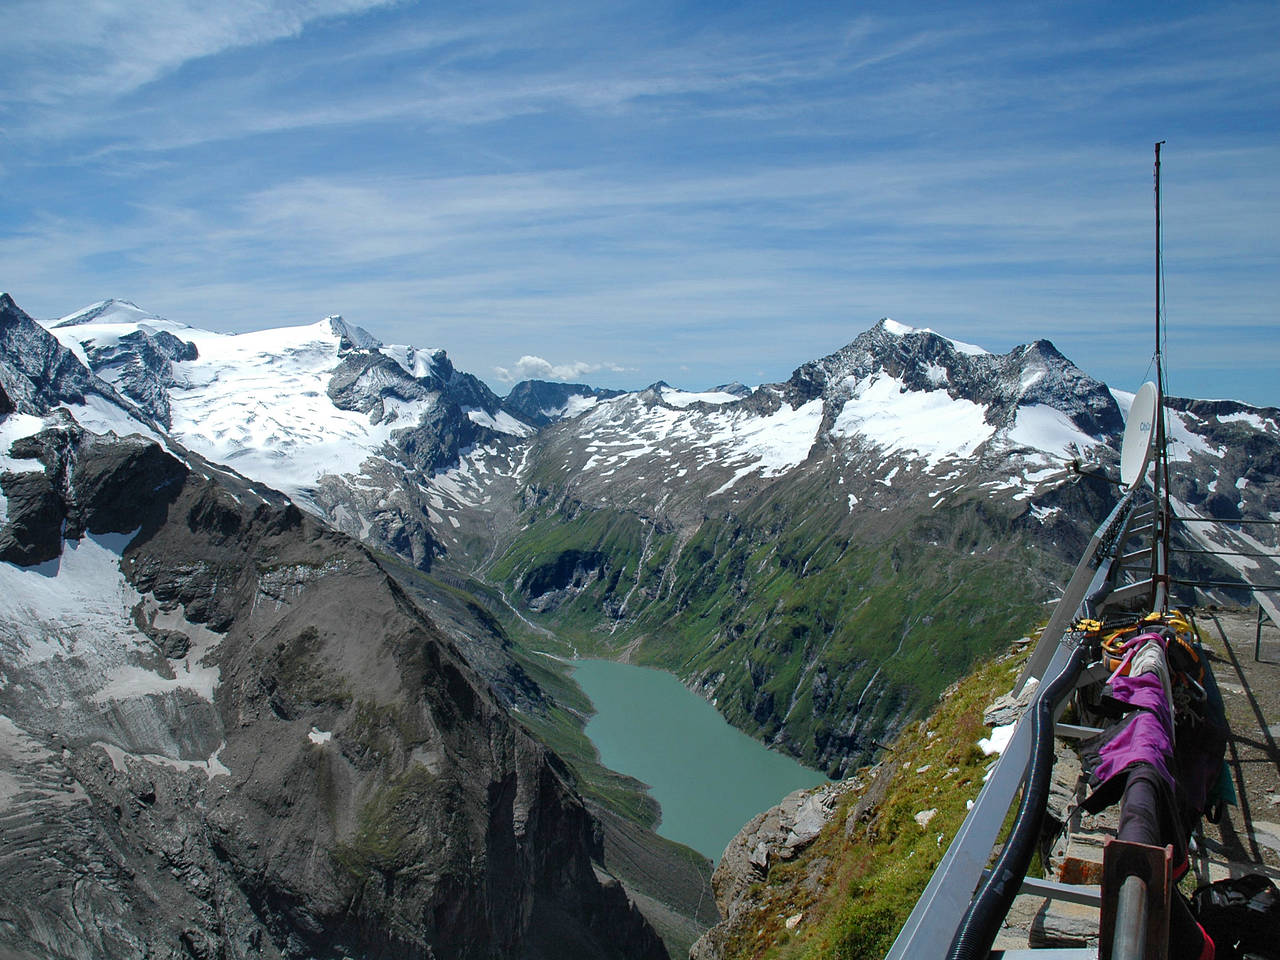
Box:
[979,723,1016,756]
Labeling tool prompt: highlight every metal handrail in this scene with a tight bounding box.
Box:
[1014,486,1138,695]
[884,632,1087,959]
[947,642,1085,959]
[888,486,1141,959]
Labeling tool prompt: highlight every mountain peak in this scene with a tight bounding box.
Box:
[54,299,169,328]
[0,294,101,416]
[874,317,990,357]
[504,379,623,426]
[325,315,380,352]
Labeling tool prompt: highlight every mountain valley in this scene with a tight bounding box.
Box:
[3,290,1279,958]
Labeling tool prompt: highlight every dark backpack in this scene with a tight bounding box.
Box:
[1192,873,1280,960]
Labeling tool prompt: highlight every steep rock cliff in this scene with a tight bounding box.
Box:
[0,418,666,960]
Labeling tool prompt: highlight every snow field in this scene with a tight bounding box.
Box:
[831,375,990,468]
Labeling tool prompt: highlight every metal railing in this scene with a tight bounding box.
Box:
[886,488,1145,959]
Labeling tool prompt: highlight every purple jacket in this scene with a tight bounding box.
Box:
[1080,671,1176,814]
[1089,672,1176,790]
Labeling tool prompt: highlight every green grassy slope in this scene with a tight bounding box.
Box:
[488,464,1058,776]
[708,648,1028,960]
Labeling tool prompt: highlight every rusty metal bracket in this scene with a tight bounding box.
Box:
[1099,839,1172,960]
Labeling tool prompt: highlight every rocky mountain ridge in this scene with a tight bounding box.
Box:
[504,380,624,428]
[0,297,672,959]
[24,294,1280,780]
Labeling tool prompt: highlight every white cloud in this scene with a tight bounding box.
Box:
[0,0,399,104]
[494,356,625,384]
[0,3,1276,406]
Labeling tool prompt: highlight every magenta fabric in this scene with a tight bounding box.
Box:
[1089,672,1176,791]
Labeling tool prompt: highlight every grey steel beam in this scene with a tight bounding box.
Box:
[1103,578,1155,608]
[1055,723,1104,739]
[1119,548,1152,566]
[1019,875,1102,907]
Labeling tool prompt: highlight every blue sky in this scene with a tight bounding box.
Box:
[2,1,1277,405]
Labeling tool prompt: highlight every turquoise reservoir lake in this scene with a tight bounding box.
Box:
[572,659,828,862]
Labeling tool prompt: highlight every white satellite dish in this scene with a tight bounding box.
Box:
[1120,381,1158,488]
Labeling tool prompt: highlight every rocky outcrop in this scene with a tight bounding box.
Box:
[519,549,611,612]
[0,293,106,416]
[504,380,622,427]
[80,326,198,428]
[0,425,668,960]
[690,779,862,960]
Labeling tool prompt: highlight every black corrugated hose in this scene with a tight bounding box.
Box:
[946,642,1085,960]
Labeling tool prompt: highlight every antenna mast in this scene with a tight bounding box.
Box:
[1153,140,1170,612]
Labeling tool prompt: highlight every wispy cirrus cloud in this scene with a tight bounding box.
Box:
[0,0,402,104]
[1,1,1277,403]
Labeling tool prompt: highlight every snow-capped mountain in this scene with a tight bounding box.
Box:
[504,379,624,427]
[44,301,537,568]
[0,295,156,437]
[518,320,1123,526]
[0,294,671,959]
[13,292,1280,775]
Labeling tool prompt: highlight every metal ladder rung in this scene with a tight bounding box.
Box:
[1119,548,1152,566]
[1019,875,1103,907]
[1055,722,1105,739]
[1106,578,1155,606]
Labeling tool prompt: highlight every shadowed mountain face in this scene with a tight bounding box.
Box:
[0,303,667,960]
[504,380,625,428]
